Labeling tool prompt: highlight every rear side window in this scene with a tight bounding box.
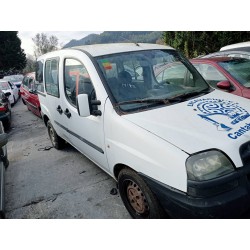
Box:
[36,60,44,83]
[45,58,59,97]
[23,76,29,90]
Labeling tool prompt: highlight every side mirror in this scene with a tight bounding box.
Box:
[76,94,91,117]
[5,92,11,97]
[217,80,231,90]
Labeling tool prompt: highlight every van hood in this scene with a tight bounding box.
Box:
[124,90,250,167]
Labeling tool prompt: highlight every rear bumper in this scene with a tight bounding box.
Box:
[139,165,250,218]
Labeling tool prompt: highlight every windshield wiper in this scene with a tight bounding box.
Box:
[174,89,212,100]
[115,89,212,107]
[115,99,168,107]
[115,96,183,107]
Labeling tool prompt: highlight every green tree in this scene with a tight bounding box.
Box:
[0,31,26,75]
[32,33,59,58]
[163,31,250,58]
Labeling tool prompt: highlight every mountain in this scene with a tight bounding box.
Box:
[63,31,163,48]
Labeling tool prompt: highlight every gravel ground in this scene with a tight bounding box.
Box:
[5,98,130,218]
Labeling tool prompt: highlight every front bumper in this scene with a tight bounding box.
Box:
[139,165,250,218]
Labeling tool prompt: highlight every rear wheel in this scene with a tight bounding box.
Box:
[11,97,15,107]
[4,121,11,131]
[47,120,65,149]
[4,113,11,131]
[118,168,166,219]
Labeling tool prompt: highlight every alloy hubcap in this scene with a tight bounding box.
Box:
[127,181,149,214]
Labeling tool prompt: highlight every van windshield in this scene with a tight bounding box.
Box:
[96,49,210,112]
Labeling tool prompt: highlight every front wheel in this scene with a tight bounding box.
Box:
[47,121,65,150]
[118,168,166,219]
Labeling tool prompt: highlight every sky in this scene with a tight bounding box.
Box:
[18,31,102,57]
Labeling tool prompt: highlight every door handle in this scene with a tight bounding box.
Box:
[64,108,71,118]
[56,105,63,114]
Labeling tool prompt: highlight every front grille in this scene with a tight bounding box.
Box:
[240,141,250,166]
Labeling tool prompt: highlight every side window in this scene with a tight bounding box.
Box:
[22,77,29,90]
[195,64,227,88]
[28,77,34,90]
[36,60,45,93]
[64,58,95,107]
[45,58,59,97]
[36,60,44,83]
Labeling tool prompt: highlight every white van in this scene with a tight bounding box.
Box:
[36,43,250,218]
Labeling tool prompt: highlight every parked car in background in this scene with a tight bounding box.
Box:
[0,91,11,130]
[3,75,23,95]
[220,41,250,51]
[20,72,41,117]
[0,121,9,219]
[0,80,19,106]
[201,42,250,59]
[191,57,250,99]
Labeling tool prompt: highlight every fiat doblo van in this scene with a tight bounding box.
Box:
[36,43,250,218]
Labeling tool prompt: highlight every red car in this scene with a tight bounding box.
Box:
[191,57,250,99]
[20,72,41,117]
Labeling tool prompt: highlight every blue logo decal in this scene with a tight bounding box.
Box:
[188,98,250,133]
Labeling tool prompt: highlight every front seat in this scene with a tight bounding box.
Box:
[118,71,137,101]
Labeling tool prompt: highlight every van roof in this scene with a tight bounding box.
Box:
[72,43,174,57]
[38,43,174,59]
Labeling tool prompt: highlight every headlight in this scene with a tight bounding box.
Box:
[186,150,234,181]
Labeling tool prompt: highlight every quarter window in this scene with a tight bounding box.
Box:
[45,58,59,97]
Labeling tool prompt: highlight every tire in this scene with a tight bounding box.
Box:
[4,121,11,131]
[11,97,15,107]
[47,120,65,150]
[118,168,166,219]
[22,98,26,105]
[4,117,11,131]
